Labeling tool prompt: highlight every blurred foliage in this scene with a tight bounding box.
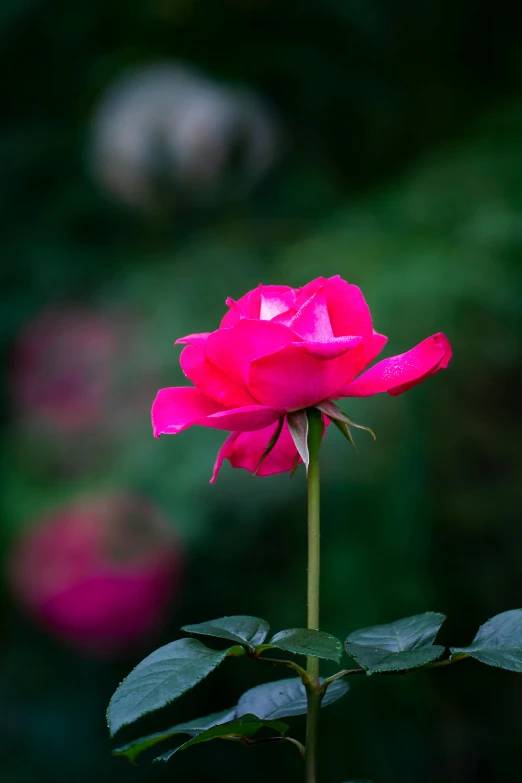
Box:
[1,1,522,782]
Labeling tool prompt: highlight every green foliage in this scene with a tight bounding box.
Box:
[182,616,270,649]
[106,594,522,770]
[156,715,289,763]
[237,677,348,720]
[451,609,522,672]
[345,613,446,674]
[108,615,350,766]
[114,708,236,763]
[107,639,232,735]
[269,628,343,662]
[112,674,348,764]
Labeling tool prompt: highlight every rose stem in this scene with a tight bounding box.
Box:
[305,407,323,783]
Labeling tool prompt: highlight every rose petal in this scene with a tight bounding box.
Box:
[220,285,297,327]
[338,333,452,397]
[174,332,211,347]
[220,299,244,328]
[152,387,224,436]
[210,420,299,482]
[203,405,282,430]
[152,387,282,436]
[259,287,297,321]
[205,319,300,387]
[248,339,365,411]
[295,277,328,306]
[365,331,388,364]
[289,287,335,341]
[300,336,362,360]
[180,345,256,407]
[210,432,240,482]
[324,276,373,347]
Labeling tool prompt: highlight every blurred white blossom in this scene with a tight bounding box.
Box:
[90,63,281,209]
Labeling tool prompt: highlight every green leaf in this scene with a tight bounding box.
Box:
[269,628,342,662]
[316,400,376,441]
[155,715,289,763]
[287,410,309,469]
[107,639,231,736]
[181,616,270,647]
[345,613,446,674]
[451,609,522,672]
[113,708,236,763]
[236,677,349,720]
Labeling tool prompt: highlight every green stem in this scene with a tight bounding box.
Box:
[254,653,311,684]
[305,408,323,783]
[321,653,470,691]
[305,686,321,783]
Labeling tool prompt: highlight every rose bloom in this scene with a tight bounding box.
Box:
[152,276,451,481]
[9,495,183,657]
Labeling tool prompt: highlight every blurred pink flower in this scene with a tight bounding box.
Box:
[11,306,156,470]
[12,307,118,432]
[152,275,452,480]
[8,495,183,657]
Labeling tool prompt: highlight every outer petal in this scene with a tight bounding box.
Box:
[365,331,388,364]
[174,332,211,347]
[338,333,452,398]
[204,319,300,387]
[180,345,256,407]
[210,432,241,482]
[204,406,281,430]
[210,420,299,482]
[248,339,364,411]
[152,387,281,436]
[152,387,224,436]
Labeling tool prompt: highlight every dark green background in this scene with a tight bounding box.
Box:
[2,1,522,781]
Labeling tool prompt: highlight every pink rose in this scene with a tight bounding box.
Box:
[8,495,184,657]
[152,276,451,480]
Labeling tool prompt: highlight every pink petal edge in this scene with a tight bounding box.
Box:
[174,332,211,346]
[152,387,282,437]
[338,332,452,397]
